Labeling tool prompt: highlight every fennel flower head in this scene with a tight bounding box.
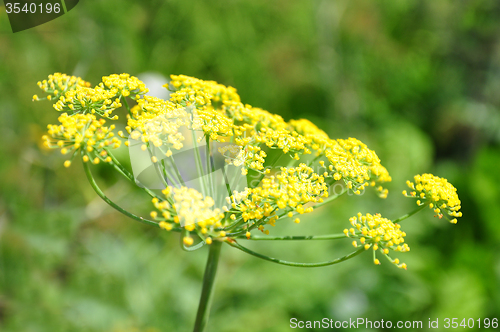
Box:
[403,174,462,224]
[36,73,391,244]
[34,72,460,270]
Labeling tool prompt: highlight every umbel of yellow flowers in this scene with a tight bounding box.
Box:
[33,72,461,270]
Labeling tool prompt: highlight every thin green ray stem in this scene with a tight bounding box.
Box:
[306,153,323,167]
[147,146,169,188]
[193,241,222,332]
[182,240,207,252]
[205,135,215,198]
[104,148,135,181]
[393,204,428,223]
[221,216,244,231]
[159,159,179,187]
[167,155,186,186]
[192,129,208,196]
[82,152,181,230]
[105,148,158,199]
[123,98,133,117]
[235,233,346,241]
[226,240,366,267]
[180,228,207,252]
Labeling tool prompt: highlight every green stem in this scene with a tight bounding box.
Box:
[104,148,158,199]
[123,98,133,117]
[159,158,179,188]
[167,155,186,186]
[147,146,170,188]
[82,153,179,230]
[205,135,215,198]
[193,241,222,332]
[227,240,366,267]
[393,204,428,223]
[192,129,208,196]
[104,148,135,182]
[221,216,244,231]
[306,153,323,167]
[236,233,346,241]
[182,240,207,252]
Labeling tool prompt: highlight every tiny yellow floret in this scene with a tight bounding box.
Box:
[183,237,194,246]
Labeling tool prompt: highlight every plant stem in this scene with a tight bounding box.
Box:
[123,97,133,117]
[81,153,178,230]
[205,135,215,198]
[104,148,158,199]
[393,204,428,223]
[192,129,208,196]
[193,241,222,332]
[227,240,366,267]
[235,233,346,241]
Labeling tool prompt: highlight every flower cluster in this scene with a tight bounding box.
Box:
[42,113,121,166]
[126,95,189,152]
[325,138,391,198]
[35,73,146,166]
[218,144,245,166]
[151,187,224,246]
[345,213,408,269]
[233,164,328,231]
[101,73,149,98]
[34,73,91,101]
[403,174,462,223]
[165,75,392,192]
[192,108,234,140]
[167,74,241,106]
[288,119,330,154]
[53,86,122,119]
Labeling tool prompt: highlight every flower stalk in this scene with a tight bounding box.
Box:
[193,241,222,332]
[227,240,366,267]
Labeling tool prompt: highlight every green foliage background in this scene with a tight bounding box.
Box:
[1,0,500,331]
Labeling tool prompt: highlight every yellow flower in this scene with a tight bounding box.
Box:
[325,138,391,198]
[192,108,234,140]
[236,164,328,228]
[254,127,311,156]
[346,213,408,269]
[52,85,122,119]
[42,113,121,165]
[127,95,189,151]
[166,74,241,107]
[152,187,223,242]
[288,119,331,154]
[101,73,149,98]
[36,73,91,99]
[225,102,288,131]
[404,174,461,223]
